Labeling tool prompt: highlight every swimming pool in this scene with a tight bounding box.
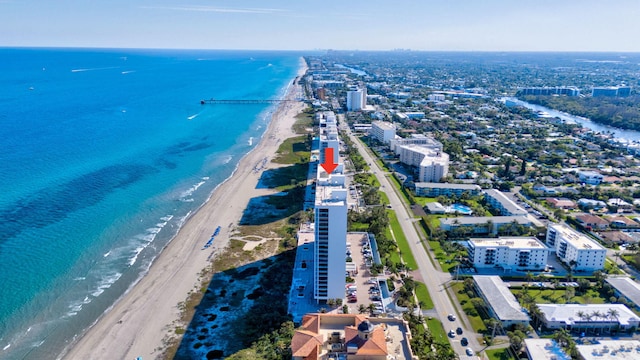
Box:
[446,203,473,215]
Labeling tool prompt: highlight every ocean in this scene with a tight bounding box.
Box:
[0,48,301,359]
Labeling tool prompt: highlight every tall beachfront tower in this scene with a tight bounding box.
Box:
[317,112,339,165]
[314,110,347,302]
[314,173,347,301]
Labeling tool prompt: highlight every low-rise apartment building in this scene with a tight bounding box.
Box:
[484,189,528,216]
[468,237,549,271]
[414,182,481,197]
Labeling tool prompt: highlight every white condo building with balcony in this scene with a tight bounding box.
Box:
[314,170,348,301]
[546,223,606,271]
[396,143,449,182]
[370,121,396,144]
[468,237,549,271]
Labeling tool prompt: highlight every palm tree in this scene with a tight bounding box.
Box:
[576,311,587,334]
[607,308,620,333]
[358,304,367,314]
[552,328,572,347]
[525,272,534,285]
[529,304,544,330]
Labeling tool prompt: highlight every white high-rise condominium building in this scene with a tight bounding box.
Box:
[318,112,339,165]
[346,88,366,111]
[370,121,396,144]
[396,144,449,182]
[468,237,549,270]
[314,176,347,301]
[546,223,606,271]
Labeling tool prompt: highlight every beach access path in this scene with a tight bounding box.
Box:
[63,60,308,360]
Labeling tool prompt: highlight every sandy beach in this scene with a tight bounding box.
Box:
[62,60,307,360]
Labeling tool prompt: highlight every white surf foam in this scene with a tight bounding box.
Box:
[71,66,118,73]
[160,215,174,222]
[91,272,122,297]
[223,155,233,164]
[180,180,206,199]
[2,344,10,350]
[128,246,145,266]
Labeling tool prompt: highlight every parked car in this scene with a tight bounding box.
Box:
[461,337,468,346]
[456,327,463,335]
[447,314,456,321]
[448,330,455,338]
[466,348,473,356]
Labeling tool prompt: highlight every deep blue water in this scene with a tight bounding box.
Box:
[0,48,301,359]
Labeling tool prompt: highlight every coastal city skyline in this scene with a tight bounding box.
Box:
[1,0,639,51]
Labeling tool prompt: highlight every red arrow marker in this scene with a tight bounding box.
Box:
[320,147,338,174]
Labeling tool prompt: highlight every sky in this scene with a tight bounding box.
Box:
[1,0,639,51]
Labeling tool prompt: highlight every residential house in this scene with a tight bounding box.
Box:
[575,214,610,230]
[546,198,577,210]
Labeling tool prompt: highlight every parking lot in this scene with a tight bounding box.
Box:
[343,233,391,316]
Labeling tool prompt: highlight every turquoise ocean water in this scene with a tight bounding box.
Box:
[0,48,301,359]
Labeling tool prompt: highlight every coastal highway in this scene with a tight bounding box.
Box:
[341,120,482,359]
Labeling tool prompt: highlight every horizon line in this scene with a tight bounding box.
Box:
[1,45,640,54]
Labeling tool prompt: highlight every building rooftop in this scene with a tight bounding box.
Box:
[537,304,640,326]
[290,313,415,360]
[315,185,347,207]
[524,339,570,360]
[473,275,530,322]
[372,120,395,130]
[576,340,640,360]
[549,224,605,250]
[469,236,548,249]
[440,215,531,226]
[605,277,640,308]
[484,189,528,215]
[414,182,481,190]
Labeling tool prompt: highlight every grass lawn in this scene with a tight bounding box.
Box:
[415,281,434,310]
[511,287,607,305]
[452,282,487,333]
[426,317,448,345]
[384,225,402,265]
[349,222,369,232]
[387,210,418,270]
[485,348,515,360]
[388,174,403,191]
[272,135,310,164]
[414,197,438,206]
[379,191,390,205]
[427,239,459,273]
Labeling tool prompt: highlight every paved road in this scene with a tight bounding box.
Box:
[342,122,481,359]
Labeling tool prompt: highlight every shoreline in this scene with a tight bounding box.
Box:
[62,58,308,360]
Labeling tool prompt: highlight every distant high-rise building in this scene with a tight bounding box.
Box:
[346,88,366,111]
[592,86,632,97]
[517,87,580,96]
